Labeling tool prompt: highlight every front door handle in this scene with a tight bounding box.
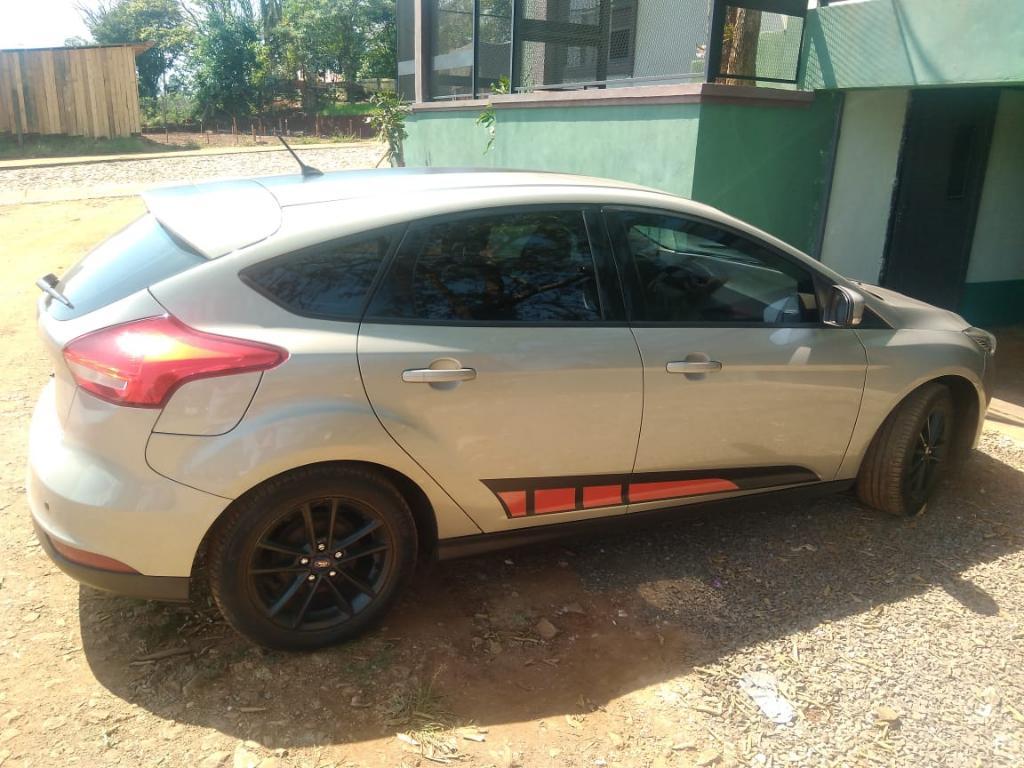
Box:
[402,367,477,383]
[666,360,723,374]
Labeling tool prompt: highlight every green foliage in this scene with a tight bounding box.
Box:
[274,0,394,110]
[476,75,510,154]
[318,101,377,117]
[78,0,191,99]
[366,91,409,167]
[191,0,267,119]
[140,92,198,127]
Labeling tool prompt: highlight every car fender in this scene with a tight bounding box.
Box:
[837,328,988,479]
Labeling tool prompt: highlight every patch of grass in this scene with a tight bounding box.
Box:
[383,667,451,728]
[318,101,376,118]
[0,134,196,161]
[286,132,364,145]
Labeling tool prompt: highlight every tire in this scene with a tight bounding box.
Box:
[208,465,417,650]
[856,383,956,517]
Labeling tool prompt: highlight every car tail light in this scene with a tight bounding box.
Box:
[63,315,287,408]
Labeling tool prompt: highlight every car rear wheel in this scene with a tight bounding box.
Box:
[856,383,955,517]
[207,465,417,650]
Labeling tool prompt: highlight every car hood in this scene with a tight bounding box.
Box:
[852,281,970,332]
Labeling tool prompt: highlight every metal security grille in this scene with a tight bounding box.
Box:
[397,0,416,100]
[401,0,812,100]
[430,0,475,99]
[513,0,711,91]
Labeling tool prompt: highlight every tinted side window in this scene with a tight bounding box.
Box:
[611,211,819,324]
[367,210,603,323]
[242,234,390,320]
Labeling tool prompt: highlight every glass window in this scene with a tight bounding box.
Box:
[367,210,603,323]
[242,234,390,320]
[611,210,819,324]
[430,0,474,99]
[48,215,204,321]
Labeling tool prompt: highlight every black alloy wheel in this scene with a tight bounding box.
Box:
[904,407,948,510]
[250,497,393,631]
[856,382,956,517]
[208,465,417,650]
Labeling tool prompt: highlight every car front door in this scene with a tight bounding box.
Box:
[605,208,867,510]
[358,207,643,532]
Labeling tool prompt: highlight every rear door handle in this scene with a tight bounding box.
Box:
[402,367,477,383]
[666,360,722,374]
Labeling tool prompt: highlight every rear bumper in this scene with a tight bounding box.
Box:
[33,518,190,601]
[27,380,229,584]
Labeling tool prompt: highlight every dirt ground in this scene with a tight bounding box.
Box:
[2,198,1024,768]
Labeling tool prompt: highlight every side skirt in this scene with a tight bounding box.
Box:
[436,480,855,561]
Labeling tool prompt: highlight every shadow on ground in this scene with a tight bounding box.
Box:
[77,447,1024,748]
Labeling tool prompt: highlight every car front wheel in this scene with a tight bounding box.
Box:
[207,465,417,650]
[856,382,955,517]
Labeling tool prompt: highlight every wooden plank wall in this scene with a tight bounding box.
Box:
[0,46,142,138]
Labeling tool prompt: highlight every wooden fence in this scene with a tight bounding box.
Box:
[0,45,143,139]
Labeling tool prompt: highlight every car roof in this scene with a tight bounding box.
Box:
[139,168,842,287]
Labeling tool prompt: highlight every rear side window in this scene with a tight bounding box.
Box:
[366,209,603,323]
[48,215,204,320]
[242,233,391,321]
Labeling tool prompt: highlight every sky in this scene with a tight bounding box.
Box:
[0,0,91,49]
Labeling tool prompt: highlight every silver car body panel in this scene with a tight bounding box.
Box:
[28,381,229,576]
[357,323,643,531]
[629,326,867,482]
[27,169,992,583]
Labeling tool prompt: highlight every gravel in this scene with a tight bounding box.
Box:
[0,142,383,204]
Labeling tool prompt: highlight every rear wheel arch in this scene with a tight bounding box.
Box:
[189,460,438,595]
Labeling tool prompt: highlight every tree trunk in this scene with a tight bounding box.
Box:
[717,8,762,85]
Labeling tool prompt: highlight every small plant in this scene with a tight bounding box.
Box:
[366,91,410,167]
[476,76,511,155]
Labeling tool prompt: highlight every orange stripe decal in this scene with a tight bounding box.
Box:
[498,490,528,517]
[534,487,576,514]
[628,478,738,503]
[583,484,623,508]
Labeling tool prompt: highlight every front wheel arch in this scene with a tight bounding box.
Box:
[855,376,978,516]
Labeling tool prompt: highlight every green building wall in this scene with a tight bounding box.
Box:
[405,94,841,254]
[404,103,702,200]
[801,0,1024,90]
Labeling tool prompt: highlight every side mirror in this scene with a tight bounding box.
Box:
[823,285,865,327]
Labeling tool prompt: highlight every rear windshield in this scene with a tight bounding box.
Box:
[48,214,204,320]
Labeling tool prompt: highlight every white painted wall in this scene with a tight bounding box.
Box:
[819,88,908,282]
[966,89,1024,284]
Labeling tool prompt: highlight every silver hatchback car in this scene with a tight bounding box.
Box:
[28,169,995,649]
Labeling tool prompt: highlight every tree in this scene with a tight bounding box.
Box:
[78,0,191,99]
[717,8,762,85]
[191,0,267,120]
[275,0,395,107]
[359,0,396,81]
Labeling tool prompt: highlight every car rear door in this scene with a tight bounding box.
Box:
[605,208,867,510]
[357,206,643,532]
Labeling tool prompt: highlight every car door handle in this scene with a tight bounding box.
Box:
[402,367,477,383]
[666,360,723,374]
